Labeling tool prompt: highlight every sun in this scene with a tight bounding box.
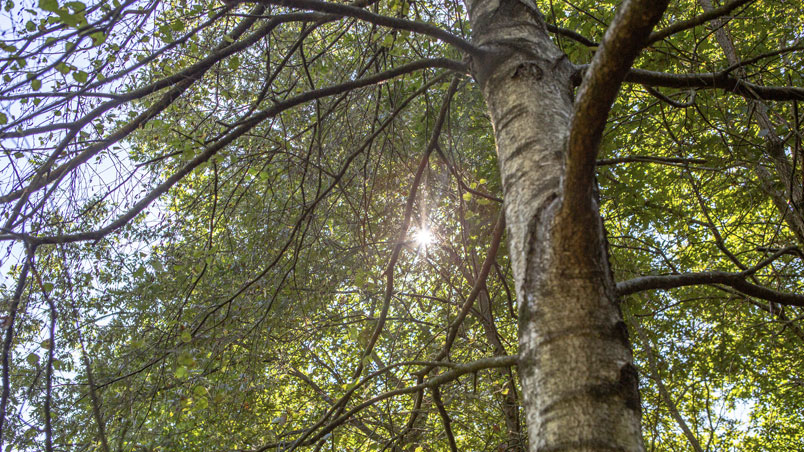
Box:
[412,228,435,247]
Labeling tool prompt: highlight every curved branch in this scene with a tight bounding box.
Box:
[622,67,804,101]
[617,272,804,307]
[19,58,464,245]
[0,6,276,210]
[647,0,752,45]
[251,355,518,452]
[432,386,458,452]
[546,24,598,47]
[564,0,669,217]
[250,0,482,55]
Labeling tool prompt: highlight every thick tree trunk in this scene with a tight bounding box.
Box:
[467,0,645,450]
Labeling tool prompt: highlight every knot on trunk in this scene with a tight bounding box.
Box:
[512,61,543,80]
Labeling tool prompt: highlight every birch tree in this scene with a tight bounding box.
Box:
[1,0,802,450]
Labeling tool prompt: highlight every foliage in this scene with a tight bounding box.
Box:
[1,0,802,451]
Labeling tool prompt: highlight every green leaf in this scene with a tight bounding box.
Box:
[25,20,36,32]
[90,31,106,47]
[31,78,41,91]
[462,192,472,202]
[38,0,58,12]
[26,353,40,366]
[56,62,71,74]
[178,351,196,367]
[65,0,85,11]
[180,331,192,343]
[174,366,188,379]
[56,8,85,28]
[0,112,6,125]
[72,70,88,83]
[228,55,240,70]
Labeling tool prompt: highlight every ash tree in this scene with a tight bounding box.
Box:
[0,0,803,451]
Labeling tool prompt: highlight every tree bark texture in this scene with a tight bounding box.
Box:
[467,0,647,450]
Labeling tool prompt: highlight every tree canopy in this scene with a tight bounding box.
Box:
[0,0,803,451]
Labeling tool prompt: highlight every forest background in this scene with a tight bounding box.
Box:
[0,0,803,451]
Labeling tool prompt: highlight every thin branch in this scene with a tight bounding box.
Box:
[643,85,697,108]
[432,386,458,452]
[722,44,804,75]
[0,6,274,209]
[250,356,518,452]
[249,0,482,55]
[647,0,753,45]
[432,209,505,363]
[360,75,463,374]
[29,262,57,452]
[597,156,706,166]
[546,24,598,47]
[635,323,705,452]
[59,248,111,452]
[18,58,464,246]
[0,246,33,449]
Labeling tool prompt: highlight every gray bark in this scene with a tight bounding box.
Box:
[466,0,666,450]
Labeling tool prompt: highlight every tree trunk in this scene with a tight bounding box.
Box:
[467,1,645,450]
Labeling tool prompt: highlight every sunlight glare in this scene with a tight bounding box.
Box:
[413,228,435,247]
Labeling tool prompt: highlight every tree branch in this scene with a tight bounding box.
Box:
[617,272,804,307]
[635,324,705,452]
[621,67,804,101]
[250,355,518,452]
[432,386,458,452]
[18,58,464,246]
[546,24,598,47]
[0,247,33,448]
[597,156,706,166]
[249,0,482,55]
[647,0,753,45]
[564,0,669,218]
